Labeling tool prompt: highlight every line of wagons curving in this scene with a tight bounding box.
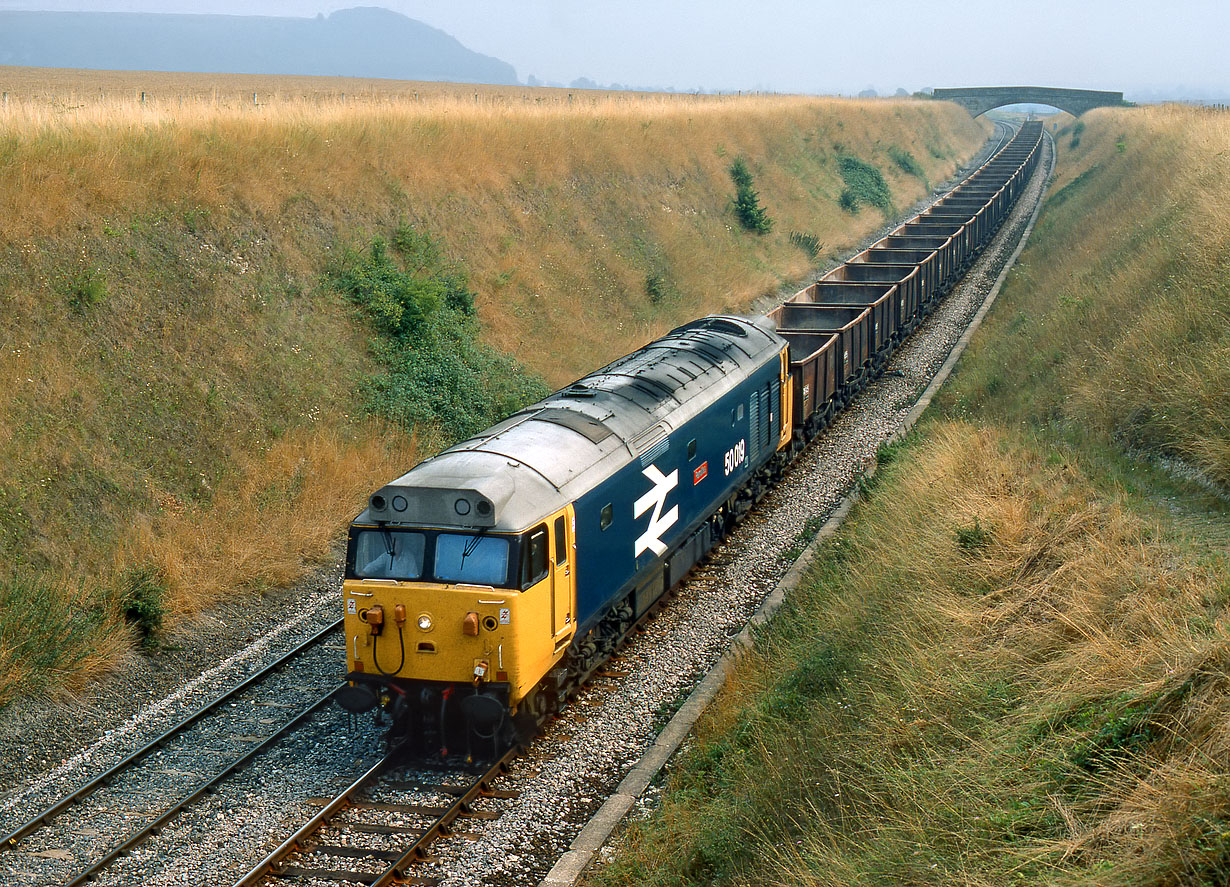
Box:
[336,121,1045,762]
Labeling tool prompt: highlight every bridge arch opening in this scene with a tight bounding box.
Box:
[990,103,1063,116]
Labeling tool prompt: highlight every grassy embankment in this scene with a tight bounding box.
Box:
[592,105,1230,886]
[0,69,988,704]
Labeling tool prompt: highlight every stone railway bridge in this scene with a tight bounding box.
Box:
[932,86,1127,117]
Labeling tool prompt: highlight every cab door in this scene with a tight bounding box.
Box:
[551,508,575,640]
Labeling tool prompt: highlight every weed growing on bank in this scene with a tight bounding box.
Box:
[787,231,823,259]
[837,155,892,214]
[328,224,549,443]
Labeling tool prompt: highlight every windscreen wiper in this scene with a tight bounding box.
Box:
[459,528,488,566]
[381,528,396,568]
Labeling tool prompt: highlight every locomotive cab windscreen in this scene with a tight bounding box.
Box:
[348,527,518,587]
[345,526,559,590]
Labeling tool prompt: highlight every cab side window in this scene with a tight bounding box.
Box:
[522,525,550,587]
[554,515,568,565]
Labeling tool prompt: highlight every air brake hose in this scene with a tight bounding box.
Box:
[372,623,406,677]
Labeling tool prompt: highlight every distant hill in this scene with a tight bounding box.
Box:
[0,6,518,85]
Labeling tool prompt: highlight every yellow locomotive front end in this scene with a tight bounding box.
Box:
[337,488,576,761]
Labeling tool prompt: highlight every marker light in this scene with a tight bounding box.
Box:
[417,613,433,632]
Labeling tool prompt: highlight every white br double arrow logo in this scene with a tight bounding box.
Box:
[633,465,679,557]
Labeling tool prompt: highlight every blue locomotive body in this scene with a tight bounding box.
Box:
[572,353,783,631]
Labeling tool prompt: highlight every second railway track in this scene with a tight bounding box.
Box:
[0,619,350,886]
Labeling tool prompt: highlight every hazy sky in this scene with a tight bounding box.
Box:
[2,1,1227,99]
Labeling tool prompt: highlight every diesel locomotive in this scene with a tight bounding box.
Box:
[336,121,1044,761]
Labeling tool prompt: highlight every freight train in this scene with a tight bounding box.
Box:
[336,121,1044,761]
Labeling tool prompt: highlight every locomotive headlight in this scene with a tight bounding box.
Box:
[417,613,434,632]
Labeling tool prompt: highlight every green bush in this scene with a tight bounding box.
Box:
[955,515,991,552]
[728,155,753,190]
[644,270,676,304]
[1070,120,1086,149]
[887,145,925,180]
[363,312,548,441]
[837,155,892,214]
[328,224,549,444]
[121,566,166,648]
[728,157,773,234]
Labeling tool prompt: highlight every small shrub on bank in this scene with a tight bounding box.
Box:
[954,515,991,552]
[328,225,548,443]
[120,566,166,648]
[888,144,926,180]
[728,157,773,234]
[837,155,892,214]
[644,270,677,305]
[65,268,108,312]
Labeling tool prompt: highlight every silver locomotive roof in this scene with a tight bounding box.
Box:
[357,315,784,532]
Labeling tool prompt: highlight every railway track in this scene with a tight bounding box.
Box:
[0,619,345,886]
[235,747,519,887]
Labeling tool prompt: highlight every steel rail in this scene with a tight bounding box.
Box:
[233,745,519,887]
[369,747,517,887]
[64,683,344,887]
[0,616,343,851]
[232,753,395,887]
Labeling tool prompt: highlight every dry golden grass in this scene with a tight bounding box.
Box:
[0,573,135,706]
[0,68,987,384]
[0,67,987,701]
[948,104,1230,488]
[0,64,722,107]
[121,424,419,618]
[594,423,1230,886]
